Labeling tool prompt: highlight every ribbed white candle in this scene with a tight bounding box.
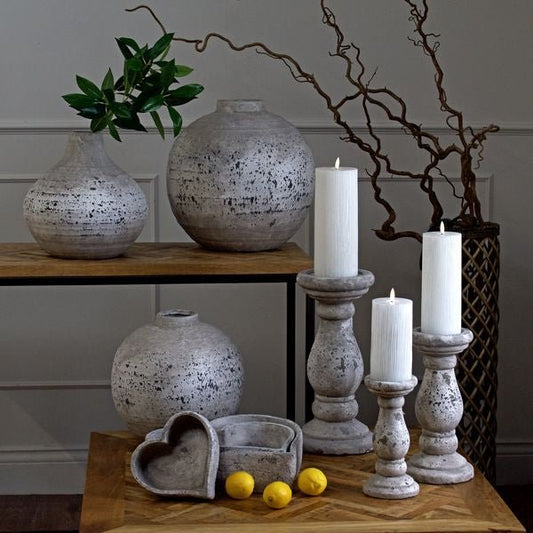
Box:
[421,224,462,335]
[370,290,413,382]
[314,159,358,277]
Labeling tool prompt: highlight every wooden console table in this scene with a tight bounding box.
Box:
[0,242,312,420]
[79,430,525,532]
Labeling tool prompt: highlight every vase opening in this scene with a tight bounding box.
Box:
[216,99,264,113]
[156,309,199,327]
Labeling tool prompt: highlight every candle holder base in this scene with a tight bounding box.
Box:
[363,471,420,500]
[297,269,375,456]
[407,328,474,485]
[407,450,474,484]
[363,376,419,500]
[302,417,372,455]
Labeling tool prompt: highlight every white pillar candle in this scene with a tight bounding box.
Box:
[314,158,358,277]
[370,289,413,382]
[421,222,462,335]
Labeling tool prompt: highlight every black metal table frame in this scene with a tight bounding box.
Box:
[2,272,313,421]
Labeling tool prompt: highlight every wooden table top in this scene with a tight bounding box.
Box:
[79,431,525,533]
[0,242,312,281]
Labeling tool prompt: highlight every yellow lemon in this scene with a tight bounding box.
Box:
[225,471,255,499]
[297,467,327,496]
[262,481,292,509]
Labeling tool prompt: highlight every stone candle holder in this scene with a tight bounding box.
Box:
[296,269,374,455]
[407,327,474,484]
[363,376,419,499]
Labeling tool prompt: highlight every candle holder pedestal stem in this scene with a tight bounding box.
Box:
[297,269,374,455]
[363,376,419,499]
[407,328,474,484]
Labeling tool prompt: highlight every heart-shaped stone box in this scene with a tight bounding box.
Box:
[130,412,302,498]
[131,411,219,499]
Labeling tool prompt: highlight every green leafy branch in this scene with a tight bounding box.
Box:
[62,33,204,141]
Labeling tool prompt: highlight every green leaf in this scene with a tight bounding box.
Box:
[175,64,194,77]
[149,33,174,60]
[115,38,133,60]
[140,95,164,113]
[62,93,99,110]
[112,117,147,132]
[76,76,102,99]
[102,88,115,104]
[165,84,204,106]
[125,55,144,73]
[140,72,162,93]
[77,103,106,119]
[101,68,114,92]
[116,37,141,53]
[90,116,108,133]
[113,75,125,91]
[139,44,150,63]
[150,110,165,139]
[106,118,122,141]
[160,60,176,89]
[109,101,132,119]
[167,106,183,137]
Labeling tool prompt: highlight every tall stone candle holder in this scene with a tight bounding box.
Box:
[407,327,474,484]
[363,376,419,499]
[296,269,374,454]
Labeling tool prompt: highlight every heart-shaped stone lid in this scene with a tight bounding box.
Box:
[130,411,219,499]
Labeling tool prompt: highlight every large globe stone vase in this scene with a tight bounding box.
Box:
[111,310,244,436]
[167,99,315,252]
[23,131,148,259]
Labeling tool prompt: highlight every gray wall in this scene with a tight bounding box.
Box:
[0,0,531,492]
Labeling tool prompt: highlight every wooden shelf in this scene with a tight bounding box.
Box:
[0,242,312,283]
[79,430,525,533]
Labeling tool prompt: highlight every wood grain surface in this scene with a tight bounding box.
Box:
[0,242,312,279]
[80,431,525,533]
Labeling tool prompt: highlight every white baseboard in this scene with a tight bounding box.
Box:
[0,448,88,494]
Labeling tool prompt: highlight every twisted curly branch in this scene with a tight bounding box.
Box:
[127,1,499,242]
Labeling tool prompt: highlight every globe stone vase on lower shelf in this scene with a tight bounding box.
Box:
[111,309,244,436]
[167,99,315,252]
[23,131,148,259]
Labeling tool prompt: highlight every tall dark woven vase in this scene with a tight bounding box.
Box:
[455,222,500,483]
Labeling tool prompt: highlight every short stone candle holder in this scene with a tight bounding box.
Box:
[407,327,474,484]
[363,376,419,500]
[296,269,374,455]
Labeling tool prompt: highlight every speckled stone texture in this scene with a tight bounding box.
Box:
[111,310,244,436]
[211,414,303,492]
[407,328,475,484]
[297,269,374,455]
[23,131,147,259]
[131,411,219,499]
[167,99,314,251]
[363,376,419,499]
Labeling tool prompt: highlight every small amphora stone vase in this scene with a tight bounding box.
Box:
[23,131,147,259]
[167,99,315,251]
[111,310,244,436]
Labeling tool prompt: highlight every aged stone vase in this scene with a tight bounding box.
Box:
[167,99,315,251]
[23,131,147,259]
[111,310,244,436]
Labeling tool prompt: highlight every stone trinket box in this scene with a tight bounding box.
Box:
[131,411,219,499]
[211,414,303,492]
